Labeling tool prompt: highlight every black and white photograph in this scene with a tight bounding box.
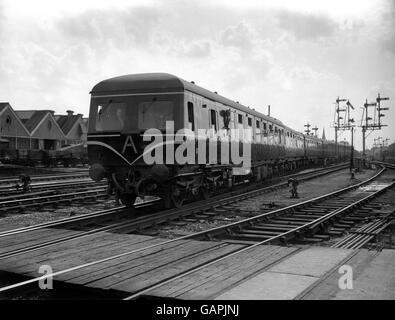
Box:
[0,0,394,312]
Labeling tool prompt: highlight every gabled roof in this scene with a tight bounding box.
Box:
[23,110,50,133]
[57,114,82,135]
[0,102,11,114]
[0,103,31,136]
[15,110,36,121]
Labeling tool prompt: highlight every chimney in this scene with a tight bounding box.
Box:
[67,110,74,117]
[267,105,271,117]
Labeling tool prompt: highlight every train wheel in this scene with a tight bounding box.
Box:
[170,184,187,208]
[119,194,137,207]
[200,184,211,200]
[200,187,210,200]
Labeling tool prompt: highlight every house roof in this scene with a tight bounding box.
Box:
[22,110,50,133]
[0,104,31,136]
[15,110,35,119]
[56,114,82,135]
[0,102,12,114]
[0,102,10,114]
[15,110,37,124]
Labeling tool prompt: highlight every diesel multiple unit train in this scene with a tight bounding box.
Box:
[87,73,351,207]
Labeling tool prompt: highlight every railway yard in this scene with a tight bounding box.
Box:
[0,161,393,300]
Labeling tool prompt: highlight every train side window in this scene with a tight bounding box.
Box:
[210,109,217,131]
[263,122,267,131]
[238,114,243,124]
[187,102,195,131]
[247,118,252,126]
[256,120,260,128]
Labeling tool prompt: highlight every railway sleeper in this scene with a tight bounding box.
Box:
[298,208,329,213]
[254,222,302,229]
[231,233,273,241]
[333,223,352,229]
[248,225,293,232]
[291,214,325,219]
[238,229,281,236]
[309,234,331,240]
[270,218,306,225]
[255,222,296,230]
[298,237,324,243]
[275,216,313,222]
[328,230,344,237]
[309,204,341,209]
[203,211,225,216]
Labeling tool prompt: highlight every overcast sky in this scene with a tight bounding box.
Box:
[0,0,394,150]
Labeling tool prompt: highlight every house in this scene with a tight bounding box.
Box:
[15,110,66,150]
[56,110,87,145]
[0,102,31,149]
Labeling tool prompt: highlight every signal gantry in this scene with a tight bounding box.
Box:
[360,93,390,165]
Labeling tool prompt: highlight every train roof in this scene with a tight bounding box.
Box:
[91,73,335,144]
[91,73,284,126]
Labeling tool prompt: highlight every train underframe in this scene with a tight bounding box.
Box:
[105,155,337,208]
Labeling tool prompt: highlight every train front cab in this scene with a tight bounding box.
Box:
[87,89,184,205]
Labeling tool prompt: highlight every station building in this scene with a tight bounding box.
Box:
[0,102,87,151]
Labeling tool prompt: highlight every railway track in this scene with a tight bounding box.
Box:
[0,185,109,214]
[332,216,392,249]
[200,172,394,245]
[120,167,394,299]
[0,163,348,260]
[126,167,394,244]
[0,164,393,299]
[331,187,395,249]
[0,180,107,200]
[372,160,395,170]
[0,172,93,199]
[0,172,89,187]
